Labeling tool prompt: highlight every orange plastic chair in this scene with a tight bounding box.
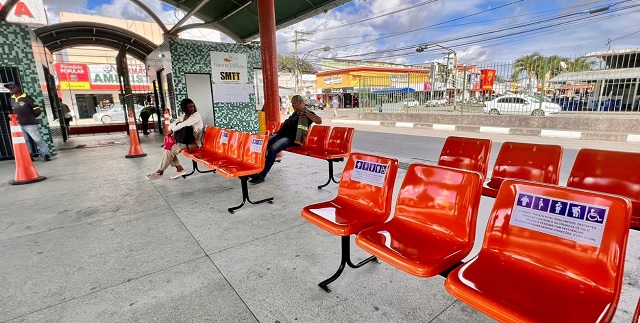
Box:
[567,148,640,230]
[286,125,330,155]
[445,180,632,323]
[181,126,219,178]
[356,164,483,278]
[197,130,244,170]
[437,136,492,179]
[307,127,355,189]
[302,152,398,292]
[483,142,563,198]
[217,134,273,213]
[265,121,281,136]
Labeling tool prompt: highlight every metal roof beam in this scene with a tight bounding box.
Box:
[0,0,19,21]
[168,0,210,34]
[129,0,169,34]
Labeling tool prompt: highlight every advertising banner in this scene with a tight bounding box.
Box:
[55,63,90,90]
[480,69,496,91]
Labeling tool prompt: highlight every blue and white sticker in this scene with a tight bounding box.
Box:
[511,191,608,247]
[351,159,388,188]
[220,131,229,144]
[250,138,264,153]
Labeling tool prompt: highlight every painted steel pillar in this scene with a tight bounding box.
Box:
[257,0,280,126]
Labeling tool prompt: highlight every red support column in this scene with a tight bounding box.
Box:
[257,0,280,126]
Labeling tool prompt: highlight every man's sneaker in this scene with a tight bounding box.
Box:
[44,155,51,161]
[170,170,187,179]
[145,172,162,180]
[249,176,265,184]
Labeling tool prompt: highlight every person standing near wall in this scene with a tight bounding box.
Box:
[139,105,156,135]
[5,82,51,161]
[331,96,339,117]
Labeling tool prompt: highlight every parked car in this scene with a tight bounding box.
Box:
[402,98,420,108]
[304,99,324,110]
[483,95,561,116]
[426,98,447,106]
[92,104,146,123]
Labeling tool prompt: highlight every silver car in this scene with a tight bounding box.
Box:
[92,104,145,123]
[483,95,561,116]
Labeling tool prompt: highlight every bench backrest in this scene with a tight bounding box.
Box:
[487,142,562,189]
[215,129,232,156]
[567,148,640,230]
[337,153,398,217]
[485,180,631,306]
[327,127,354,155]
[266,121,281,136]
[305,125,330,150]
[438,136,492,178]
[227,131,248,163]
[395,164,483,249]
[201,126,220,150]
[242,134,268,169]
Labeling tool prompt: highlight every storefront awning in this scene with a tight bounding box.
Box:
[550,68,640,83]
[371,87,415,95]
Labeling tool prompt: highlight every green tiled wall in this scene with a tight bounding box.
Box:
[167,38,262,133]
[0,22,55,154]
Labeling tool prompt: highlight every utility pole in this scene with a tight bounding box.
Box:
[291,29,312,94]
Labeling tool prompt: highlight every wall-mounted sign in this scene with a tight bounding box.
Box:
[323,75,342,85]
[0,0,47,26]
[55,62,150,91]
[322,87,353,94]
[389,74,409,83]
[211,51,248,84]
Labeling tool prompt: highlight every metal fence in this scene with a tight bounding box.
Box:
[356,49,640,115]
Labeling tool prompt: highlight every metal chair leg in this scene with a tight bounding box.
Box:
[182,160,215,179]
[318,235,377,292]
[318,159,342,189]
[228,177,274,213]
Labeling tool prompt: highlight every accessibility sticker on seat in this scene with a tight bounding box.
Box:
[511,191,608,247]
[220,131,229,144]
[250,138,264,152]
[352,159,387,188]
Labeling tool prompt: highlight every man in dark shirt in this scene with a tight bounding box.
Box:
[5,82,51,161]
[250,94,322,184]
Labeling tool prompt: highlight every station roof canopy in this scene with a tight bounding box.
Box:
[160,0,350,43]
[34,22,158,62]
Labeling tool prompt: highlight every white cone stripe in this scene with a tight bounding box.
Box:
[129,125,137,130]
[10,126,21,132]
[12,137,25,144]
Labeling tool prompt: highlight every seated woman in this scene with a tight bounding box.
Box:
[146,98,203,180]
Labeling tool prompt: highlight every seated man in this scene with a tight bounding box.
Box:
[250,95,322,184]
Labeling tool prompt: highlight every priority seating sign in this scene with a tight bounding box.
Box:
[511,191,608,247]
[352,160,387,187]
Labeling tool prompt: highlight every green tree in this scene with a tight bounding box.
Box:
[277,53,316,74]
[511,52,543,93]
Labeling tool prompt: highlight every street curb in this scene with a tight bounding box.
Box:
[331,119,640,142]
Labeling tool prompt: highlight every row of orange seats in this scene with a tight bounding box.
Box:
[181,126,274,213]
[302,135,639,322]
[440,136,640,229]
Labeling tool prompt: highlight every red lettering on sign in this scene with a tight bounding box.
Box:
[14,2,34,18]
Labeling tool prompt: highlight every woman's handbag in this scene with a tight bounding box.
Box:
[163,135,176,150]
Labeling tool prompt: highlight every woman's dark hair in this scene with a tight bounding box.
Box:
[180,98,197,113]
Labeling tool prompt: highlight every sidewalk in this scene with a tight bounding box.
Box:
[0,133,638,322]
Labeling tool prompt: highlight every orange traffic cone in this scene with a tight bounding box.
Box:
[125,108,146,158]
[8,114,46,185]
[163,108,170,134]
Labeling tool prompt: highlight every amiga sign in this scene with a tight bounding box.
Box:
[0,0,47,26]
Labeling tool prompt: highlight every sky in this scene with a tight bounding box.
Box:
[40,0,640,68]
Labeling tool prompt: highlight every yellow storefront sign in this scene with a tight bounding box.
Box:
[60,81,91,90]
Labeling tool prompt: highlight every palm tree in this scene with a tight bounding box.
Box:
[511,52,543,94]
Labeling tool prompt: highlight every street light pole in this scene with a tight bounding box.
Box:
[297,46,331,95]
[417,43,457,109]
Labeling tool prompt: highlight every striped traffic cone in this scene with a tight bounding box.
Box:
[125,108,146,158]
[163,108,170,134]
[8,114,46,185]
